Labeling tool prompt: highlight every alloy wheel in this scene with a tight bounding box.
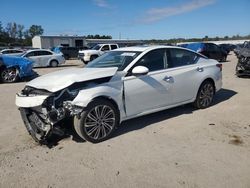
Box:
[84,105,115,140]
[199,83,214,108]
[1,68,18,82]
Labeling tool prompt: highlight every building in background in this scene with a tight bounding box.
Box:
[32,36,144,49]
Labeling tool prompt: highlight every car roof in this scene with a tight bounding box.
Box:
[114,45,185,52]
[1,49,23,52]
[95,44,118,46]
[25,49,53,53]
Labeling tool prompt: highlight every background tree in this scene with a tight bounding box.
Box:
[17,24,24,39]
[5,22,18,39]
[29,25,44,38]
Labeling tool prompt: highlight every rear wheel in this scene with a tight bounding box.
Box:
[0,67,19,83]
[194,80,215,109]
[74,99,119,143]
[50,60,58,67]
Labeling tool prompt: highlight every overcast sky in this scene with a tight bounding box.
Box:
[1,0,250,39]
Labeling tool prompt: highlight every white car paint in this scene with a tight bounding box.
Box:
[16,46,222,123]
[15,94,49,108]
[0,49,24,56]
[21,49,65,67]
[27,67,118,92]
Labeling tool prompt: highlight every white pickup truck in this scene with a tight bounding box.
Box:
[78,44,119,63]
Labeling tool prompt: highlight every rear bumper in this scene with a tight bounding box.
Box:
[215,73,222,92]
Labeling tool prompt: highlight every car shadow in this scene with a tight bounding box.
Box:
[44,117,85,148]
[111,88,237,140]
[44,88,237,148]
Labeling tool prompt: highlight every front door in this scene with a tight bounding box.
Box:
[123,49,174,117]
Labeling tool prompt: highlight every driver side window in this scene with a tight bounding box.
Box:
[131,49,166,72]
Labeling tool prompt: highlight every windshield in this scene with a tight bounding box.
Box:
[86,51,141,71]
[92,45,101,50]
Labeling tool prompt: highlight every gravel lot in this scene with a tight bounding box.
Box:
[0,54,250,188]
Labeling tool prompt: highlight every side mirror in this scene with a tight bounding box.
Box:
[132,66,149,76]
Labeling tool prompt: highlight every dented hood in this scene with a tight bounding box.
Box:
[27,67,118,92]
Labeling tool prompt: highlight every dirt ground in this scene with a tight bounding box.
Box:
[0,54,250,188]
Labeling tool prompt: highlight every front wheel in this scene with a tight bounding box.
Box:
[194,80,215,109]
[0,67,19,83]
[74,99,119,143]
[90,55,98,62]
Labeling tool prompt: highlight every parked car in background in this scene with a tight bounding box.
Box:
[184,42,228,62]
[219,44,237,54]
[0,55,36,83]
[0,49,24,56]
[16,46,222,144]
[234,41,250,57]
[53,46,89,60]
[21,49,65,67]
[78,43,119,63]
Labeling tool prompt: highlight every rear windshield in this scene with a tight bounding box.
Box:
[185,43,205,52]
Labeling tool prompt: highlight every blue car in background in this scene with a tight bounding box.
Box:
[0,55,37,83]
[182,42,228,62]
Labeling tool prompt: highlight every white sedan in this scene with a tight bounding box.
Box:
[21,49,65,67]
[0,49,24,56]
[16,46,222,144]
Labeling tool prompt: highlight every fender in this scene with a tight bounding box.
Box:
[71,84,126,120]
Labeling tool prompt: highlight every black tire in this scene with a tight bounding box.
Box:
[235,62,245,76]
[50,60,58,67]
[222,55,227,62]
[90,55,98,62]
[64,54,70,60]
[194,80,215,109]
[74,99,119,143]
[19,108,51,144]
[0,67,19,83]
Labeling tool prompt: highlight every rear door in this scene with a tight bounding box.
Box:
[166,48,202,104]
[37,50,53,67]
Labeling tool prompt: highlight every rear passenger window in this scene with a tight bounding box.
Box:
[25,52,35,57]
[38,51,52,56]
[111,45,118,50]
[168,49,198,68]
[101,45,110,51]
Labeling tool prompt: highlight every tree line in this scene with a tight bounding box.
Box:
[0,21,112,47]
[0,21,44,47]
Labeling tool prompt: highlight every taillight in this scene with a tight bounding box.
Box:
[216,64,222,71]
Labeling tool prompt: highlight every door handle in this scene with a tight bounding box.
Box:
[197,67,204,72]
[163,76,174,83]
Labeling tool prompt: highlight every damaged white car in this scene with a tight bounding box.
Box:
[16,46,222,143]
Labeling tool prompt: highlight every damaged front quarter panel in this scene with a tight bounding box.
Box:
[16,71,124,143]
